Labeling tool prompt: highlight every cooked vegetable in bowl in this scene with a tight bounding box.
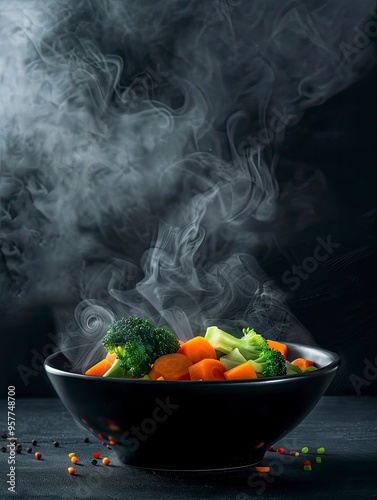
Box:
[84,316,320,381]
[44,317,340,470]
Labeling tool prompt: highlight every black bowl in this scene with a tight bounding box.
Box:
[44,342,340,471]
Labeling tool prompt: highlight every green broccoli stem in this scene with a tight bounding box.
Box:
[103,358,130,378]
[204,326,263,360]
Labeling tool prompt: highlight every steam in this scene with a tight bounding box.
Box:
[1,0,375,364]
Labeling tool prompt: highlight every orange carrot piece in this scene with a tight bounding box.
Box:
[148,353,193,380]
[255,466,270,473]
[291,357,315,371]
[224,360,258,380]
[105,352,117,364]
[178,336,217,364]
[85,359,113,377]
[156,376,165,380]
[267,340,288,358]
[188,358,227,380]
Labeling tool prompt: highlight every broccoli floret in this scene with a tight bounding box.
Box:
[249,346,287,377]
[102,316,180,378]
[204,326,268,360]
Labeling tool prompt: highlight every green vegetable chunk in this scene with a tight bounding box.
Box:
[205,326,287,378]
[102,316,180,378]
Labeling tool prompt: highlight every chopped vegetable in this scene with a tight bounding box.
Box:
[178,336,217,363]
[224,360,258,380]
[248,347,287,377]
[267,339,287,358]
[148,353,193,380]
[102,316,180,378]
[188,358,227,380]
[255,466,270,473]
[303,460,311,466]
[286,361,303,375]
[276,447,285,454]
[105,352,117,363]
[317,447,325,454]
[291,358,315,371]
[204,326,268,360]
[84,358,113,377]
[301,446,309,454]
[303,465,312,471]
[316,456,322,463]
[93,451,101,458]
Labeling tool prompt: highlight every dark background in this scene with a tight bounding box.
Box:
[1,1,377,397]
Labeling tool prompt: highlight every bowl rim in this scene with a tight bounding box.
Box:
[44,341,341,385]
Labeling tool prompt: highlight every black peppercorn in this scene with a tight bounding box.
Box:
[91,459,97,465]
[27,447,32,453]
[83,437,89,443]
[53,441,59,447]
[1,446,6,452]
[32,439,37,446]
[1,434,7,439]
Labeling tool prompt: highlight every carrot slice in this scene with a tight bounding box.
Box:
[105,352,117,364]
[224,360,258,380]
[291,357,315,371]
[85,359,113,377]
[178,336,217,364]
[267,340,287,358]
[188,358,227,380]
[148,353,193,380]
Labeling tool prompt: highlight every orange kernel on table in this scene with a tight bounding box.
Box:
[35,452,42,460]
[68,452,76,458]
[255,466,270,473]
[71,456,79,464]
[102,457,111,465]
[68,467,75,475]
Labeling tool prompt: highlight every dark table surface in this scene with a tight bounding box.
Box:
[0,396,376,499]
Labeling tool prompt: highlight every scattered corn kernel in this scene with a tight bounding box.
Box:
[255,466,270,473]
[316,456,322,463]
[68,467,75,475]
[102,457,111,465]
[301,447,309,454]
[295,452,300,456]
[68,452,76,458]
[317,447,325,454]
[35,452,42,460]
[71,456,79,464]
[303,465,312,471]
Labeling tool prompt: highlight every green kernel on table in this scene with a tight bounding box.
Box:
[316,456,322,463]
[317,447,325,454]
[304,465,312,471]
[301,447,309,454]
